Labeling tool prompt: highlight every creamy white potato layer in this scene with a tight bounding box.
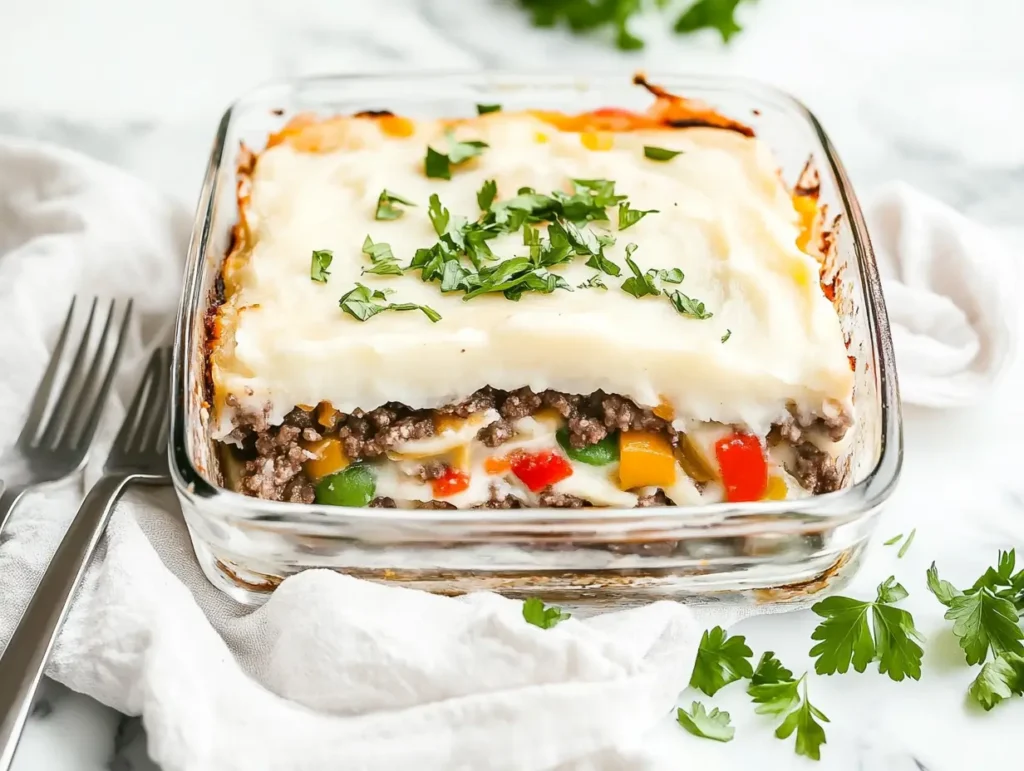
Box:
[210,113,853,441]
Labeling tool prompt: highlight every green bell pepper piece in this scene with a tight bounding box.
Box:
[315,465,376,507]
[556,428,619,466]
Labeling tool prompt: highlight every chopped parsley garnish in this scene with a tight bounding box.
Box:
[676,702,734,742]
[809,576,924,682]
[618,202,658,230]
[424,131,489,179]
[375,189,416,220]
[339,283,439,323]
[310,249,333,283]
[665,289,713,319]
[476,103,502,115]
[522,597,570,629]
[689,626,754,696]
[657,268,683,284]
[750,651,794,688]
[883,533,904,546]
[721,329,732,343]
[360,236,403,276]
[477,179,498,211]
[577,274,608,290]
[674,0,746,42]
[643,145,685,161]
[620,245,659,298]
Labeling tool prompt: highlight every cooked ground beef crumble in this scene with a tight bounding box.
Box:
[229,388,848,505]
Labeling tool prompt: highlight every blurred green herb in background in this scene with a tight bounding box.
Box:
[515,0,751,50]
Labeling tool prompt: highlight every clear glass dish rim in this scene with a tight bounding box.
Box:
[169,70,903,532]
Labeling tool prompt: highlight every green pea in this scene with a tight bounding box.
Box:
[315,465,376,507]
[556,428,619,466]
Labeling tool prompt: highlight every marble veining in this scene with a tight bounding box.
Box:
[1,0,1022,768]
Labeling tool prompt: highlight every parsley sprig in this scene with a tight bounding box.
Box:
[809,576,924,682]
[928,550,1024,710]
[746,653,829,760]
[516,0,752,50]
[689,626,754,696]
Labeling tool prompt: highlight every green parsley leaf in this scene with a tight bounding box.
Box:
[310,249,333,283]
[375,189,416,220]
[969,652,1024,711]
[883,533,904,546]
[751,651,795,686]
[674,0,745,43]
[578,274,608,290]
[448,133,489,164]
[665,289,713,319]
[676,702,734,743]
[427,194,450,237]
[643,145,684,161]
[339,283,440,323]
[926,562,962,607]
[809,576,924,682]
[522,597,571,629]
[897,528,916,559]
[657,268,683,284]
[477,179,498,211]
[360,236,404,277]
[945,589,1023,665]
[749,678,801,717]
[618,202,658,231]
[338,283,391,321]
[621,245,660,298]
[689,626,754,696]
[476,103,502,115]
[971,549,1022,595]
[425,145,451,180]
[424,131,489,179]
[774,677,829,761]
[721,329,732,343]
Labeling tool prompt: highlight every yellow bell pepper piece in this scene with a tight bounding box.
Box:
[618,431,676,490]
[303,437,350,481]
[764,475,788,501]
[580,131,613,151]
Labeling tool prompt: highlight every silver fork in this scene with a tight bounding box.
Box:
[0,346,171,771]
[0,296,133,535]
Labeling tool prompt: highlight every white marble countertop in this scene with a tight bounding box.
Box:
[2,0,1023,768]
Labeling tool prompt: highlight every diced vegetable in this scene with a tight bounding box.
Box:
[618,431,676,490]
[763,474,788,501]
[676,433,717,483]
[714,433,768,503]
[450,444,472,472]
[434,414,466,434]
[652,400,675,421]
[314,465,376,507]
[432,467,471,498]
[316,401,339,430]
[510,450,573,492]
[484,456,512,475]
[556,428,619,466]
[793,194,817,253]
[303,437,350,481]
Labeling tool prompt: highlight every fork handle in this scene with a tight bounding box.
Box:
[0,473,134,771]
[0,487,27,539]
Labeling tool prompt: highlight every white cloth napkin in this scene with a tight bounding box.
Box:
[0,138,1015,771]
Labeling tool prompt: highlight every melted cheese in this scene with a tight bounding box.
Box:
[210,113,853,439]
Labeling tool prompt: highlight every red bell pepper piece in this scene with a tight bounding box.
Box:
[431,467,470,498]
[714,433,768,503]
[509,450,573,492]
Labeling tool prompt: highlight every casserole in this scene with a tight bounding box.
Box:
[171,73,902,608]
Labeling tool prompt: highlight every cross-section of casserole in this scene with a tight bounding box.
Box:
[207,76,854,510]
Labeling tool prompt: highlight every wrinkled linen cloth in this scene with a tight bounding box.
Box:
[0,139,1015,771]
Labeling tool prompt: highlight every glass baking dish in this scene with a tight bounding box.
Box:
[169,72,902,610]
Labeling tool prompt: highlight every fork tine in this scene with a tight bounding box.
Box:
[137,347,171,453]
[72,300,134,450]
[63,299,115,448]
[112,347,161,452]
[39,297,99,448]
[17,297,77,447]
